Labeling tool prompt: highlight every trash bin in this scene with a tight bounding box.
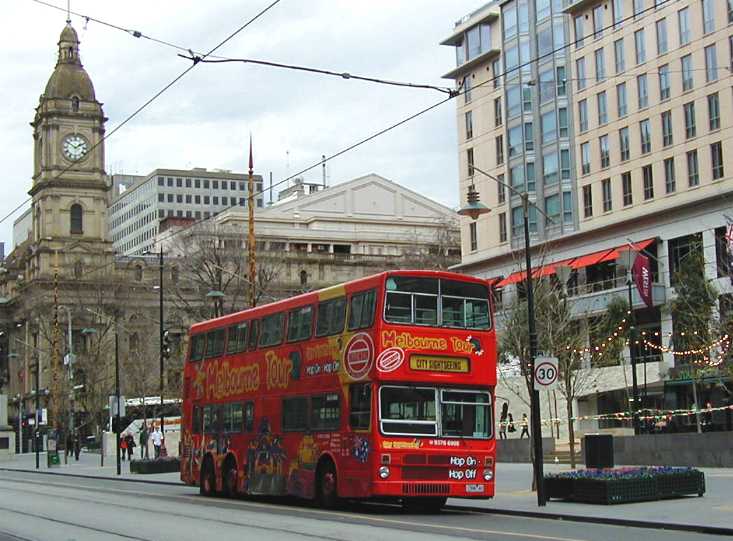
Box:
[47,450,60,467]
[584,434,614,469]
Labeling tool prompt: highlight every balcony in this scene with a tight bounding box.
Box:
[567,276,666,317]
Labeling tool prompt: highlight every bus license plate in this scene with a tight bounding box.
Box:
[466,484,485,493]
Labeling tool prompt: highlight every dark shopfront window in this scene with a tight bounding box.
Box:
[663,377,733,433]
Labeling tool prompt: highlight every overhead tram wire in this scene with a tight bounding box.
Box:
[1,0,283,226]
[12,0,686,284]
[70,0,694,275]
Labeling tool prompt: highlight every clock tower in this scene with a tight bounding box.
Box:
[30,21,113,277]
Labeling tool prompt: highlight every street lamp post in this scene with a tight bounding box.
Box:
[59,306,74,465]
[115,321,121,476]
[459,166,546,506]
[158,246,165,439]
[617,247,640,435]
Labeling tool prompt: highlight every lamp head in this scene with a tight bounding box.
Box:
[457,184,490,220]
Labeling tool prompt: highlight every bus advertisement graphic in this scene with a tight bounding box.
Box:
[344,333,374,380]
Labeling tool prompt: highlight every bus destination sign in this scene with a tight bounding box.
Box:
[409,355,469,373]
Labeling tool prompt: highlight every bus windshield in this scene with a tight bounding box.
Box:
[379,385,492,439]
[384,276,491,329]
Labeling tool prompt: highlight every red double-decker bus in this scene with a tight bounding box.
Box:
[180,270,496,511]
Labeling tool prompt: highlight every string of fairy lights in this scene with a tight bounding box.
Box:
[529,404,733,428]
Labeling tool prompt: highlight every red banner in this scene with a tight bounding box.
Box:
[632,254,652,308]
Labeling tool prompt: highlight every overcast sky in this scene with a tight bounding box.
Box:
[1,0,482,248]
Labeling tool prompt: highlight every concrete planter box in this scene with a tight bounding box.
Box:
[545,467,705,504]
[130,457,180,474]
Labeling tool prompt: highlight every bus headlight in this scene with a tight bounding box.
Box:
[379,466,390,479]
[483,469,494,481]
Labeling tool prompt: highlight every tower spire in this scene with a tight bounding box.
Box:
[66,0,71,24]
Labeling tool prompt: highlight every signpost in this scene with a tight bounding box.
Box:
[534,356,559,391]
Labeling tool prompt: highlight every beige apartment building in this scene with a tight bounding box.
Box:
[443,0,733,438]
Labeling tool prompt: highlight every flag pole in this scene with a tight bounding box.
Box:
[248,135,257,308]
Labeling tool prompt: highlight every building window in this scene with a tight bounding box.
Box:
[561,149,571,180]
[493,135,502,165]
[661,110,673,147]
[498,178,506,205]
[581,142,591,175]
[524,122,534,151]
[619,127,630,161]
[622,172,633,206]
[578,99,588,132]
[617,82,627,117]
[664,157,676,193]
[492,59,501,88]
[637,74,648,109]
[70,203,82,234]
[556,65,567,96]
[640,119,651,154]
[613,0,623,28]
[157,177,164,186]
[511,164,525,191]
[633,0,643,18]
[599,134,610,169]
[526,162,536,192]
[574,16,585,48]
[167,177,173,187]
[708,92,720,131]
[658,64,670,101]
[592,4,604,38]
[684,101,697,139]
[558,108,568,138]
[544,194,560,226]
[643,164,654,200]
[185,194,192,204]
[167,194,173,203]
[576,57,586,90]
[729,0,733,23]
[509,126,522,158]
[705,44,718,82]
[602,178,612,212]
[522,86,532,112]
[583,185,593,217]
[469,222,477,251]
[540,69,555,103]
[176,178,182,187]
[702,0,715,34]
[614,38,625,74]
[158,193,164,202]
[543,150,559,185]
[562,191,573,224]
[499,212,507,243]
[507,86,521,117]
[681,54,693,91]
[541,110,557,143]
[711,141,725,180]
[634,29,646,65]
[656,18,668,55]
[467,148,475,175]
[463,76,472,103]
[687,149,700,186]
[597,91,608,125]
[595,48,605,82]
[494,98,502,127]
[465,111,473,139]
[678,7,690,45]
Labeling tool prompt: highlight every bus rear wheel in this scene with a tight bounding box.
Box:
[402,496,447,513]
[316,461,339,509]
[200,459,216,497]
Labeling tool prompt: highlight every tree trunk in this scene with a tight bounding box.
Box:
[567,397,577,469]
[691,376,702,434]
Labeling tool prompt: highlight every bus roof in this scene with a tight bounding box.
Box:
[189,269,490,335]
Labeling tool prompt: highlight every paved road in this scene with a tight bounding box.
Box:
[0,470,726,541]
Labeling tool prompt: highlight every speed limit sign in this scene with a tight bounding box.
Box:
[534,356,559,390]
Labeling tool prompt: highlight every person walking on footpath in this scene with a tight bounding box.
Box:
[73,433,81,461]
[120,435,128,460]
[139,422,149,459]
[520,413,530,439]
[124,432,135,461]
[499,403,508,440]
[507,413,516,436]
[151,426,163,459]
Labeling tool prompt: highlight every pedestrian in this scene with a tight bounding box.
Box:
[151,426,163,459]
[66,432,73,460]
[120,435,128,460]
[124,432,136,461]
[499,403,508,440]
[74,433,81,461]
[520,413,530,439]
[507,413,516,435]
[139,422,149,459]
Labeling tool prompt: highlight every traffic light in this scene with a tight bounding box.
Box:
[162,330,171,360]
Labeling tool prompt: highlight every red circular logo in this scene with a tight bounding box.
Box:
[376,347,404,373]
[344,333,374,380]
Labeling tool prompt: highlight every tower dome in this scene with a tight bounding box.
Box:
[43,22,96,101]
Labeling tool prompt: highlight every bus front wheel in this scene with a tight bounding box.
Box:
[316,461,339,509]
[402,496,447,513]
[200,458,216,497]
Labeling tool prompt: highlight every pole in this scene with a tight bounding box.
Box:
[522,194,545,507]
[50,253,61,466]
[627,278,640,435]
[65,309,73,464]
[35,344,39,469]
[248,136,257,308]
[159,245,165,437]
[115,323,121,476]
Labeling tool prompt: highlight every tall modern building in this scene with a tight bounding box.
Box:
[443,0,733,434]
[108,168,264,255]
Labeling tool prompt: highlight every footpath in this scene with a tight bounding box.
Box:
[1,453,731,534]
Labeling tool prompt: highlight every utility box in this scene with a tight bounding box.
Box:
[584,434,614,469]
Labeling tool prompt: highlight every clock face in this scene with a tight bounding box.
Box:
[62,134,89,161]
